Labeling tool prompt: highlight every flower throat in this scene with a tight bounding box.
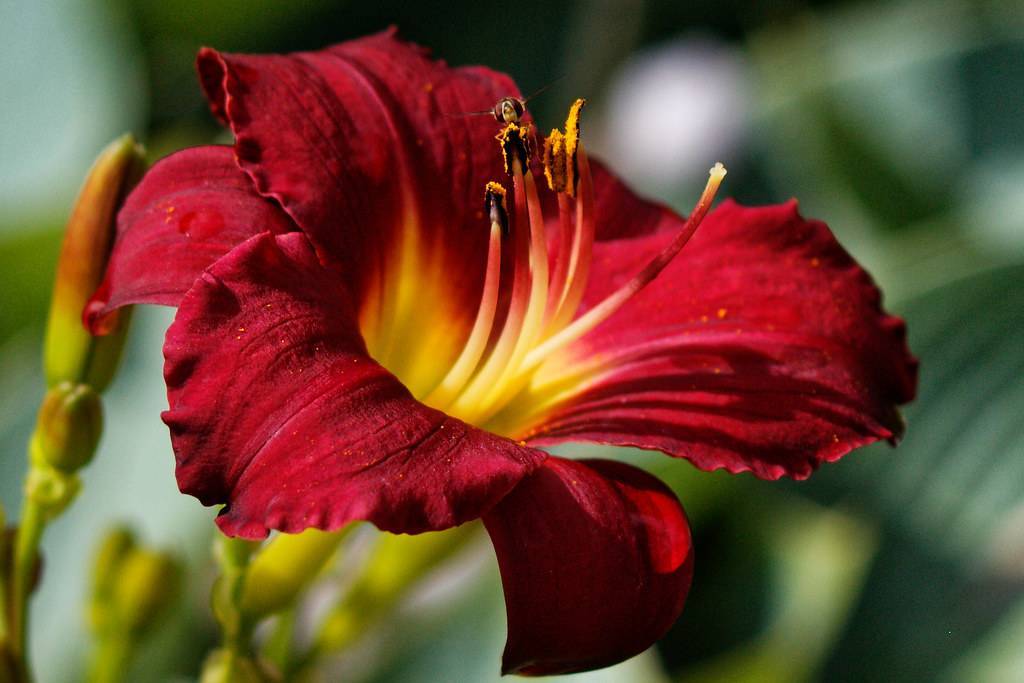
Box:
[365,98,725,437]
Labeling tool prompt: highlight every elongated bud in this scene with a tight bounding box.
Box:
[43,134,145,392]
[88,526,137,634]
[30,382,103,474]
[241,527,348,620]
[111,547,182,637]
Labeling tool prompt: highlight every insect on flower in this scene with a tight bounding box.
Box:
[448,77,562,124]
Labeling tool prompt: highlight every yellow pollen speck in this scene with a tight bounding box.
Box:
[700,315,709,323]
[811,257,821,267]
[423,81,434,92]
[716,308,727,319]
[832,433,839,443]
[238,326,246,332]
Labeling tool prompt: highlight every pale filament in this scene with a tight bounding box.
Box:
[424,214,503,407]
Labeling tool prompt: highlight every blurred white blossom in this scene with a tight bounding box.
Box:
[594,36,750,195]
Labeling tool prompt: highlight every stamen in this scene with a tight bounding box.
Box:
[448,159,534,418]
[497,123,532,175]
[562,99,586,197]
[544,145,596,335]
[424,184,507,408]
[472,160,550,417]
[519,162,727,375]
[542,130,568,194]
[543,192,574,329]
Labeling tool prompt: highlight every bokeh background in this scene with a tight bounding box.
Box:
[2,0,1023,680]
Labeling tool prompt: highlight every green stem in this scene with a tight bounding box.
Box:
[8,499,45,682]
[262,608,296,674]
[0,501,9,646]
[208,537,258,682]
[85,636,131,683]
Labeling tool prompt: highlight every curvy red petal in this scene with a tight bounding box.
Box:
[530,199,918,480]
[196,30,516,319]
[84,145,295,333]
[163,231,544,539]
[483,457,693,676]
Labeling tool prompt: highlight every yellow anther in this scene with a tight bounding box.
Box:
[542,129,567,193]
[496,122,532,175]
[484,181,507,202]
[484,181,509,236]
[562,98,586,196]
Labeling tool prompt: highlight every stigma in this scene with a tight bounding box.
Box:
[423,98,726,433]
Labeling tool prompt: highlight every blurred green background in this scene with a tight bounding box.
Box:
[2,0,1023,680]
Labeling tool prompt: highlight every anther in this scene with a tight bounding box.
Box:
[485,181,509,236]
[543,130,567,193]
[497,123,532,175]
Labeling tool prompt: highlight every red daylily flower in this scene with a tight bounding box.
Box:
[85,30,917,676]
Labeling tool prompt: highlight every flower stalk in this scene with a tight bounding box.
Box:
[204,536,261,683]
[0,503,11,683]
[6,135,144,683]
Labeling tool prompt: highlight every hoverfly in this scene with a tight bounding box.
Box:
[447,77,563,125]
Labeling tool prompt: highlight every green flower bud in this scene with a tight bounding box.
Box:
[111,548,182,638]
[43,134,145,393]
[30,382,102,474]
[241,528,348,620]
[88,527,137,634]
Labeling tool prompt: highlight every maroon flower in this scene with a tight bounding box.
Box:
[85,30,917,675]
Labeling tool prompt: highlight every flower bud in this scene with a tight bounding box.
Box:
[110,547,182,637]
[241,527,348,620]
[88,526,137,634]
[43,134,145,393]
[30,382,103,474]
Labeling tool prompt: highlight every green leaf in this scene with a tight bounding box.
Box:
[794,263,1024,680]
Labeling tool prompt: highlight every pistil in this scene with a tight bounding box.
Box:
[520,162,726,375]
